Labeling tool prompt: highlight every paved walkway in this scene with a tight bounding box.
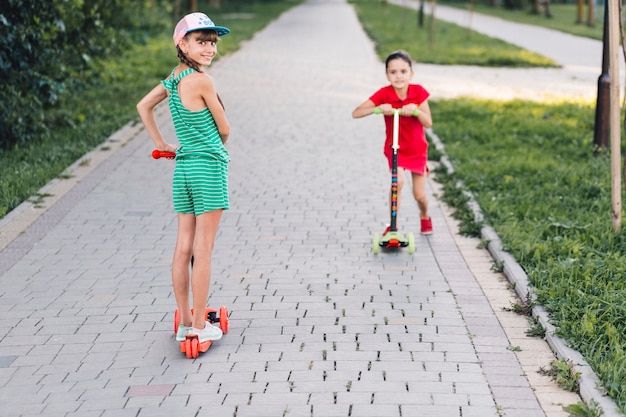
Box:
[0,1,622,416]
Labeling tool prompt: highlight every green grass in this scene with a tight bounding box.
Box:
[439,0,605,41]
[431,98,626,413]
[0,0,304,220]
[349,0,558,67]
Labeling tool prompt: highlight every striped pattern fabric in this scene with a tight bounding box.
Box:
[172,157,229,214]
[161,68,230,214]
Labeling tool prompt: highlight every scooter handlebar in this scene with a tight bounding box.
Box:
[373,107,405,150]
[373,107,420,116]
[152,149,176,159]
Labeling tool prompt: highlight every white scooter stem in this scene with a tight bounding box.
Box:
[392,109,400,151]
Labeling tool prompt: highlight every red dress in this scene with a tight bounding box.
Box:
[369,84,430,174]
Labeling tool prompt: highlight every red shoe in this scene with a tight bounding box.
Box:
[420,218,433,235]
[382,224,391,236]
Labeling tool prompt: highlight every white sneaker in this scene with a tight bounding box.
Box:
[176,324,191,341]
[190,322,223,342]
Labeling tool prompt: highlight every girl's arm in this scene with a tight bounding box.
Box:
[353,99,394,118]
[416,100,433,129]
[199,75,230,144]
[352,99,375,118]
[136,84,178,152]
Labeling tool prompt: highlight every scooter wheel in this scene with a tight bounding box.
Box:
[219,306,229,334]
[204,307,213,322]
[185,338,192,359]
[372,233,380,254]
[407,232,415,254]
[191,338,199,358]
[174,309,181,334]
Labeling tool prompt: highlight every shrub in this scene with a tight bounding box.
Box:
[0,0,170,149]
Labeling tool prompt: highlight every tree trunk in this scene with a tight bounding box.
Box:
[576,0,584,23]
[531,0,540,14]
[467,0,474,37]
[608,0,621,232]
[587,0,595,26]
[418,0,424,27]
[429,0,436,47]
[618,0,626,220]
[544,0,552,18]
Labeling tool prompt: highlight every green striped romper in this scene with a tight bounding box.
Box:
[161,68,230,215]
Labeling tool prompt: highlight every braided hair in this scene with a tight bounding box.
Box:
[177,29,225,109]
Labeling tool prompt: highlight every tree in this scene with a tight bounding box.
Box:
[531,0,552,18]
[576,0,585,23]
[575,0,595,26]
[587,0,595,26]
[0,0,169,150]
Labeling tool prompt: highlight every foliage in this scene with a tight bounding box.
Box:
[431,98,626,412]
[563,400,604,417]
[502,0,525,11]
[540,358,581,392]
[503,293,535,316]
[432,166,484,236]
[0,0,171,150]
[0,0,304,219]
[526,316,547,338]
[349,0,557,67]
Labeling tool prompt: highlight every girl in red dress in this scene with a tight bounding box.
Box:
[352,50,434,235]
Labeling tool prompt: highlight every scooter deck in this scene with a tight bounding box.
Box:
[373,231,415,254]
[380,231,410,247]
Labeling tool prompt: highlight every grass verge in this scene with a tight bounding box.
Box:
[0,0,304,220]
[349,0,557,67]
[438,0,604,41]
[431,98,626,413]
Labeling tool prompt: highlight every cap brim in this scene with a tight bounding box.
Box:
[186,26,230,37]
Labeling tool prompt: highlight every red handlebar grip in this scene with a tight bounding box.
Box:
[152,150,176,159]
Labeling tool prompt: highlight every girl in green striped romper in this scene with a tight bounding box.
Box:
[136,13,231,343]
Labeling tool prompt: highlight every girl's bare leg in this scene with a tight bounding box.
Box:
[172,213,196,327]
[411,172,429,219]
[190,209,223,329]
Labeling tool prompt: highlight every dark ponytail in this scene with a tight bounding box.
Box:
[176,29,225,110]
[385,50,413,71]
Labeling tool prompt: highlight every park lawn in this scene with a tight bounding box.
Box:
[349,0,558,67]
[431,98,626,413]
[438,0,604,40]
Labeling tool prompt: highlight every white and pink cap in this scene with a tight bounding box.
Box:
[173,12,230,46]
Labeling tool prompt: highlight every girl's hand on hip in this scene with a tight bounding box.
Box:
[159,143,178,154]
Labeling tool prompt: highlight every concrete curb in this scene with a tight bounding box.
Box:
[0,120,145,252]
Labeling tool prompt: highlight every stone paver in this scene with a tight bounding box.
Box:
[0,1,623,416]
